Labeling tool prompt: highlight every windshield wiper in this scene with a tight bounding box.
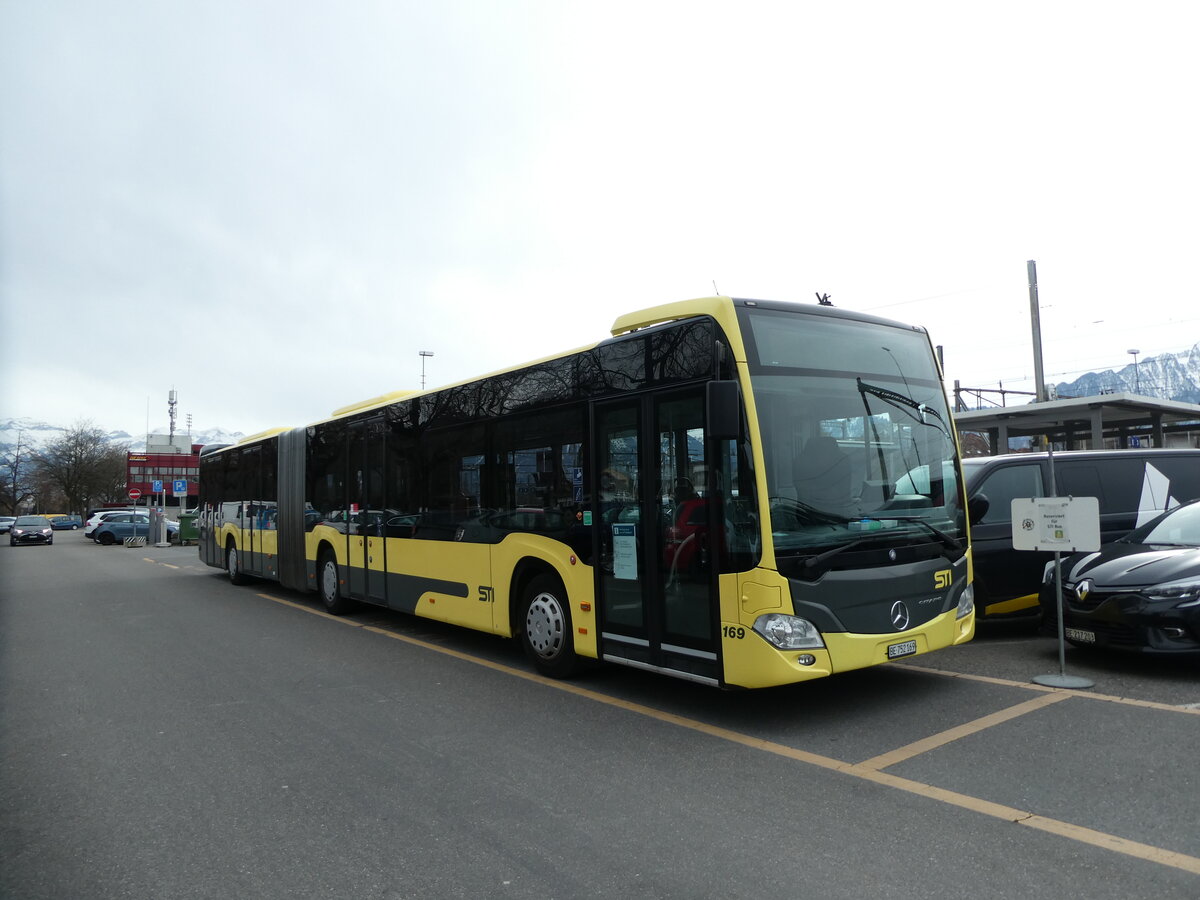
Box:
[802,538,868,572]
[770,496,852,527]
[857,378,951,437]
[877,516,964,555]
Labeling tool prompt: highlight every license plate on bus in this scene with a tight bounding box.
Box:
[887,639,918,659]
[1065,627,1096,644]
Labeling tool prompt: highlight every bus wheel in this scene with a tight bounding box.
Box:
[520,574,578,678]
[226,543,249,585]
[318,549,352,615]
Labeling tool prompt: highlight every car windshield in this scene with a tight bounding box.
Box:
[741,308,965,559]
[1125,501,1200,546]
[15,516,51,526]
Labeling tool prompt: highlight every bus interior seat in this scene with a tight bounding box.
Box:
[793,436,851,508]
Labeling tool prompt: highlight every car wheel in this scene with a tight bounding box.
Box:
[98,532,115,546]
[226,543,249,585]
[519,573,578,678]
[317,548,352,615]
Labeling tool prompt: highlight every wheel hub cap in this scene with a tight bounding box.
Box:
[526,593,564,658]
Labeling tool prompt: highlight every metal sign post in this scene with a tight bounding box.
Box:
[1011,489,1100,689]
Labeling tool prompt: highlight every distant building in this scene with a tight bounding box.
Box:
[126,433,201,509]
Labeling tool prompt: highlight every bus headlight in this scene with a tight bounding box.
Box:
[956,584,975,619]
[752,613,824,650]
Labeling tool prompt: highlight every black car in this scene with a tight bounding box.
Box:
[9,515,55,546]
[963,448,1200,622]
[1039,498,1200,656]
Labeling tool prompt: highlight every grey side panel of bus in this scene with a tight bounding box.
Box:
[277,426,309,592]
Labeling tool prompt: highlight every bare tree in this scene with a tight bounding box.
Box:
[30,467,68,514]
[91,445,131,507]
[0,429,38,514]
[34,421,130,516]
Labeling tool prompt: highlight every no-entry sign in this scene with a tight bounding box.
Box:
[128,488,142,500]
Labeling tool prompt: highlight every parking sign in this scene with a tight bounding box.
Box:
[173,479,188,496]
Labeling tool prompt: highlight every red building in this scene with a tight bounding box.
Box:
[126,440,203,510]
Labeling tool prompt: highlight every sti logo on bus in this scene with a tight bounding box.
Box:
[934,570,952,590]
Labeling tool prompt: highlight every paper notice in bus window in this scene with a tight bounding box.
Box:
[612,524,638,580]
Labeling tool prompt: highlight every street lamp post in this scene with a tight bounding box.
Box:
[1127,349,1140,393]
[419,350,434,390]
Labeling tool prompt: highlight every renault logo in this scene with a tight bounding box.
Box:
[890,601,911,631]
[1075,579,1092,602]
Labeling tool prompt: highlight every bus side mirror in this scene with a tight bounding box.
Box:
[967,492,990,526]
[706,380,741,440]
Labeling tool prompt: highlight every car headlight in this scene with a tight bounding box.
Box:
[1144,577,1200,608]
[752,613,825,650]
[956,583,975,619]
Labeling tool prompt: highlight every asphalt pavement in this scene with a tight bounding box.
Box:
[2,532,1197,899]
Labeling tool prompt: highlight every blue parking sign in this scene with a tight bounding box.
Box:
[173,479,188,495]
[152,480,163,493]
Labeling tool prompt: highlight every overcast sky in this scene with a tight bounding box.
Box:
[3,1,1197,439]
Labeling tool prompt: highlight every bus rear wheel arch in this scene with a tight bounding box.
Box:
[226,540,249,585]
[519,572,579,678]
[317,546,353,615]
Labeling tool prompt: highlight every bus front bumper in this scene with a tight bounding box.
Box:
[721,606,974,689]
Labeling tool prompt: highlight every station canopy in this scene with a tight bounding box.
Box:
[953,392,1200,455]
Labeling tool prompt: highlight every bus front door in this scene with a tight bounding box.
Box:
[596,391,720,686]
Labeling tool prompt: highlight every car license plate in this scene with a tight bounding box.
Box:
[887,639,918,659]
[1065,627,1096,644]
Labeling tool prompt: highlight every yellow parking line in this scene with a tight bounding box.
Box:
[858,691,1071,771]
[896,662,1200,716]
[253,591,1200,876]
[257,593,355,622]
[854,767,1200,875]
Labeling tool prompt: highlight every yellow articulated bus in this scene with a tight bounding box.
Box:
[198,296,974,688]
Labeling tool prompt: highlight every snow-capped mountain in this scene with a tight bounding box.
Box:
[1054,343,1200,404]
[0,418,245,454]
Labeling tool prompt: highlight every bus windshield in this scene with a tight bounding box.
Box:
[741,308,964,559]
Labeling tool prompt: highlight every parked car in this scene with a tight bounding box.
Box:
[1039,498,1200,656]
[962,449,1200,621]
[50,515,83,530]
[91,513,179,545]
[0,516,15,534]
[10,515,54,546]
[84,509,146,536]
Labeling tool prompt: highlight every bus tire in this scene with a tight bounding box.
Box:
[226,542,249,585]
[520,573,578,678]
[317,549,352,615]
